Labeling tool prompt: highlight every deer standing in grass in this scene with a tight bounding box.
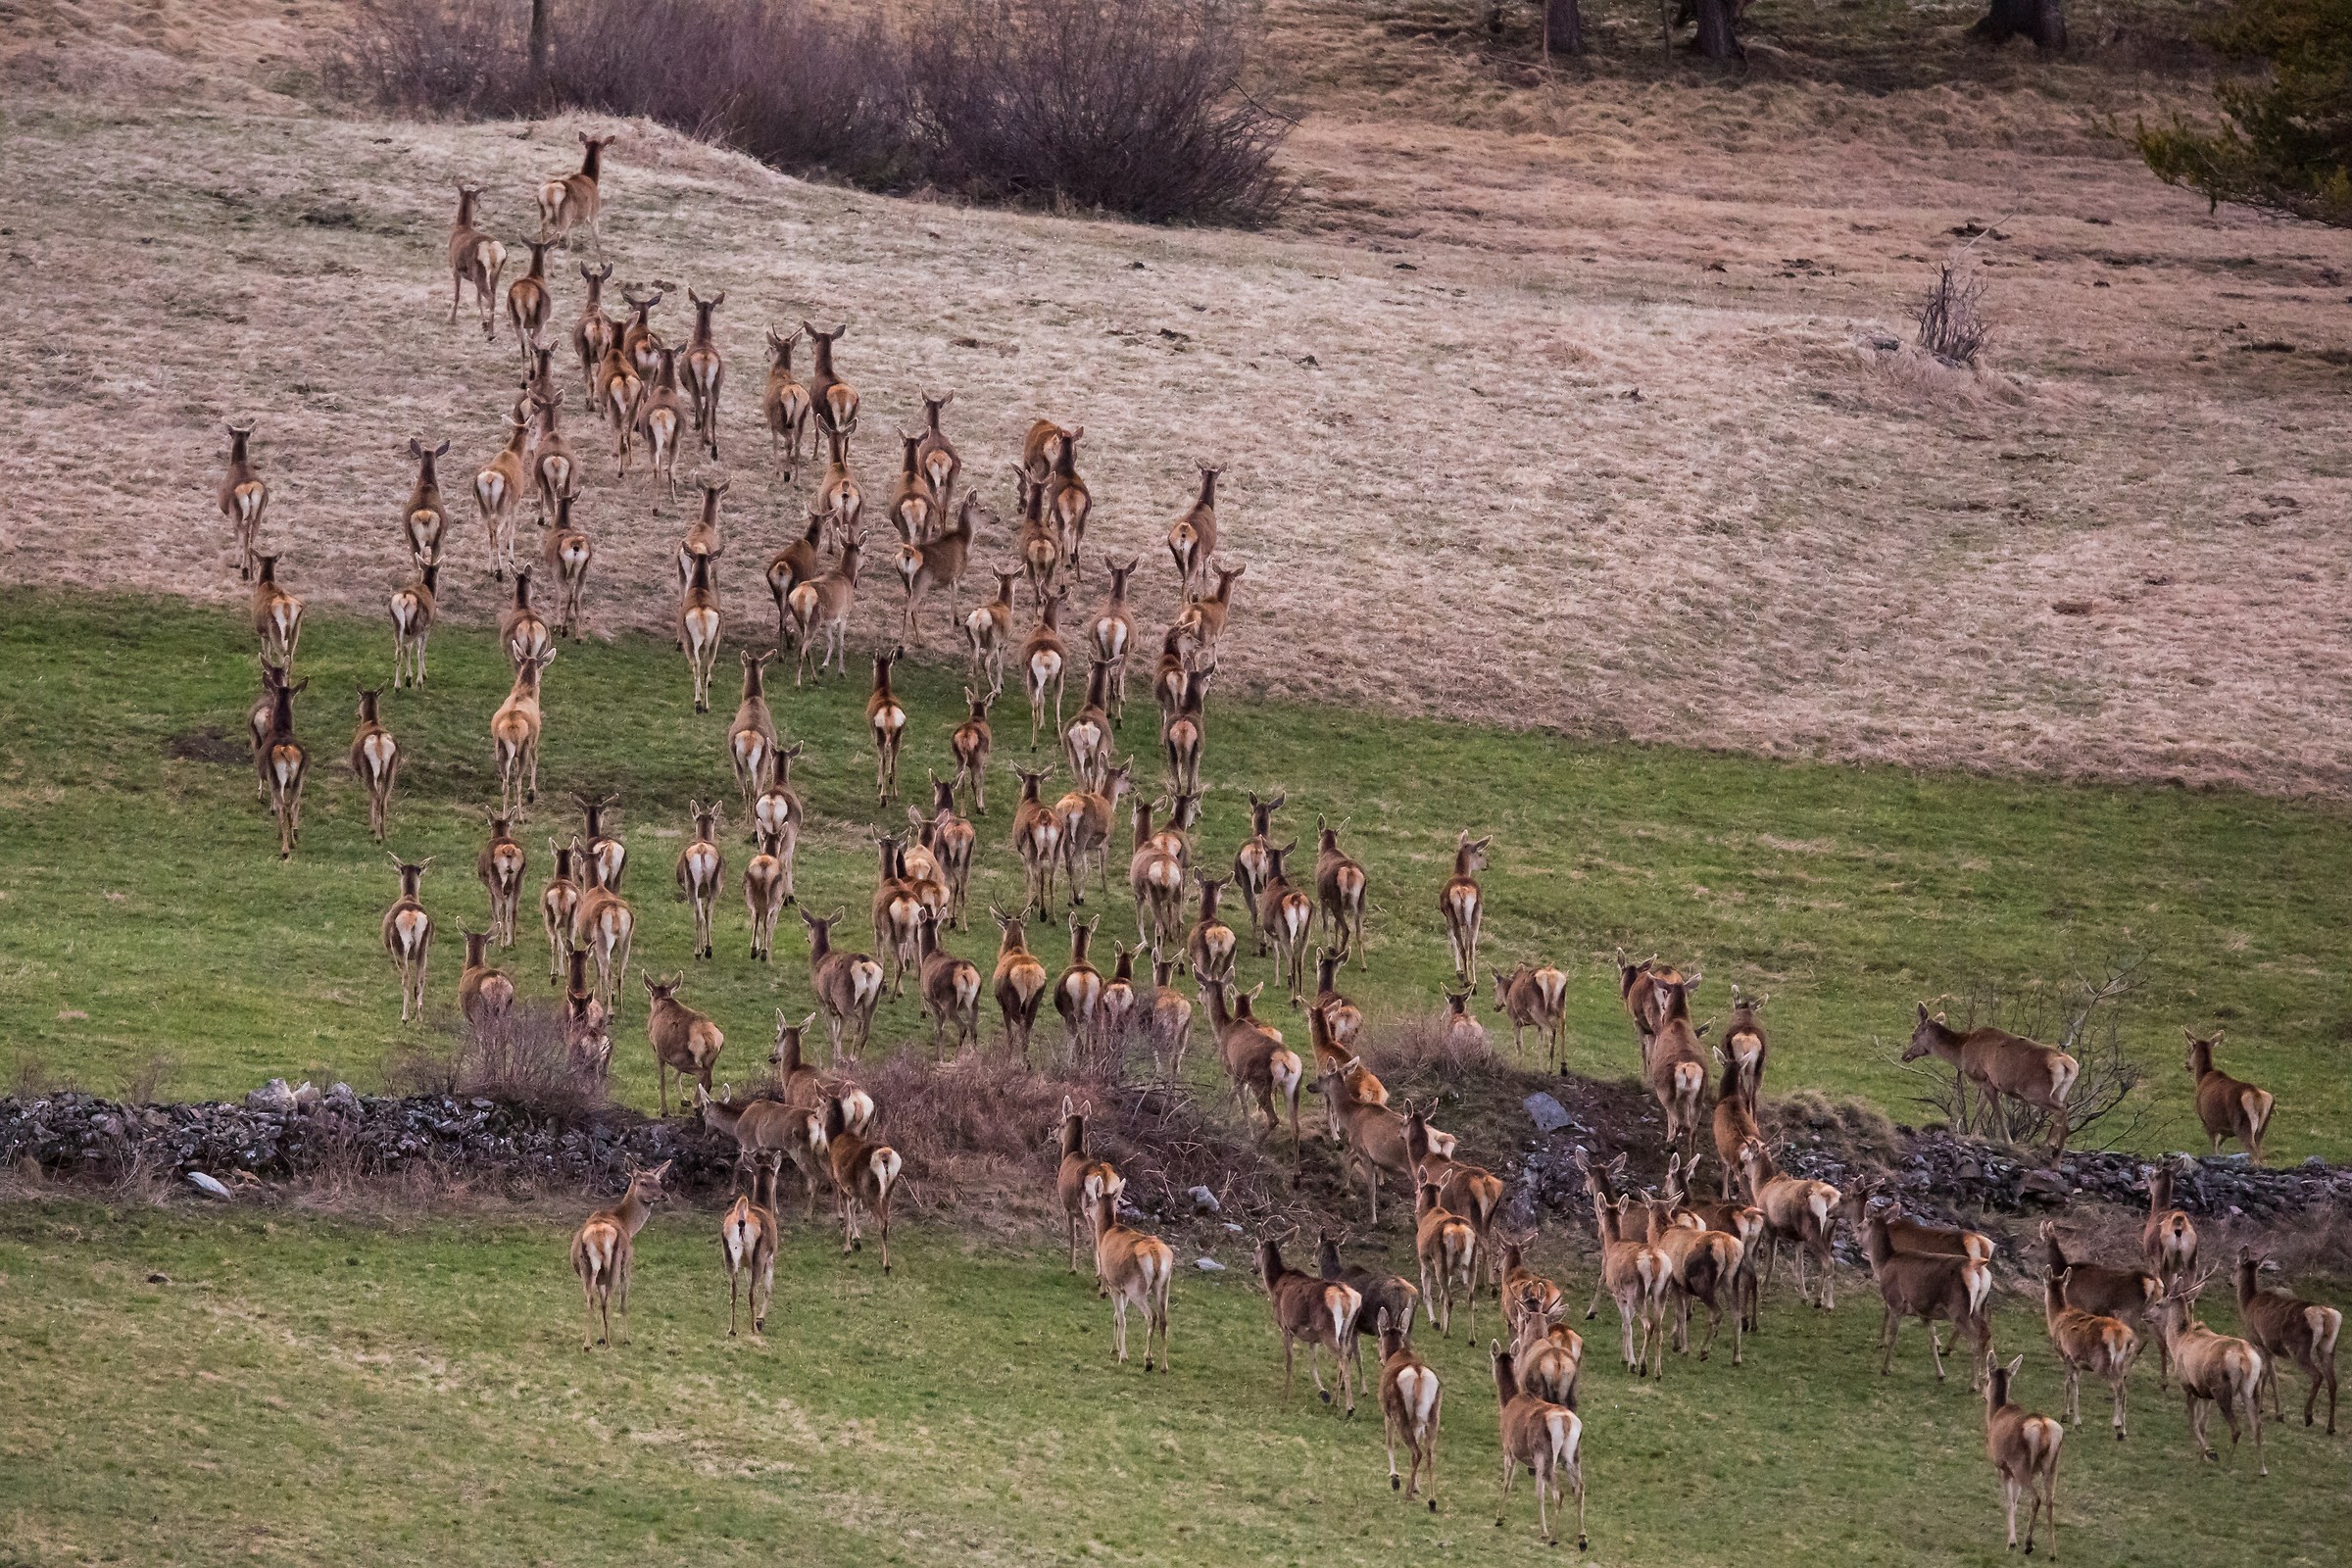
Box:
[1739,1137,1840,1309]
[1087,557,1138,729]
[1053,913,1106,1057]
[2234,1245,2340,1434]
[1494,961,1569,1071]
[722,649,775,816]
[682,287,725,457]
[476,809,526,950]
[1161,663,1212,798]
[1187,872,1238,986]
[2154,1267,2269,1474]
[2184,1030,2274,1162]
[791,527,868,685]
[674,802,723,960]
[1369,1310,1442,1507]
[989,905,1051,1061]
[1056,760,1133,907]
[1576,1152,1665,1374]
[901,492,976,641]
[1166,463,1220,598]
[564,945,612,1082]
[1010,764,1063,913]
[964,566,1020,700]
[915,773,978,928]
[255,664,309,859]
[1861,1199,1993,1387]
[720,1193,778,1338]
[2142,1163,2199,1290]
[1315,1056,1413,1225]
[1416,1180,1482,1340]
[572,261,614,405]
[1722,986,1771,1102]
[1150,956,1193,1078]
[913,909,981,1059]
[1062,660,1115,796]
[742,827,789,963]
[539,131,615,254]
[762,327,812,474]
[800,320,858,437]
[1641,1189,1742,1365]
[1259,1233,1362,1414]
[381,856,432,1023]
[1253,842,1315,1004]
[1056,1096,1123,1275]
[570,1160,666,1349]
[219,421,269,581]
[1204,980,1303,1163]
[803,907,884,1062]
[490,650,552,811]
[459,930,515,1031]
[1318,1230,1420,1382]
[537,492,593,641]
[1232,790,1282,948]
[1128,798,1186,957]
[447,182,506,338]
[1903,1003,2081,1161]
[1491,1339,1587,1549]
[506,235,553,365]
[1312,815,1368,967]
[572,849,635,1017]
[1438,830,1490,988]
[767,510,826,652]
[386,562,437,690]
[541,840,581,984]
[400,438,451,571]
[635,347,687,493]
[346,688,399,842]
[250,553,304,669]
[821,1093,901,1271]
[1092,1188,1172,1370]
[751,738,802,879]
[1019,588,1070,752]
[2044,1268,2139,1440]
[1984,1353,2063,1557]
[866,646,907,805]
[643,973,724,1114]
[1644,969,1709,1160]
[1664,1152,1764,1334]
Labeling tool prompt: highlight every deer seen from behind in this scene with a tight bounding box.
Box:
[1166,463,1220,598]
[476,808,526,950]
[643,972,723,1115]
[1258,1232,1362,1415]
[1738,1138,1840,1309]
[1375,1309,1441,1508]
[1490,1339,1588,1549]
[800,319,858,438]
[866,646,907,805]
[683,286,725,457]
[2185,1030,2275,1163]
[719,1193,778,1338]
[821,1092,902,1271]
[900,491,976,641]
[2234,1245,2340,1435]
[250,553,305,670]
[1983,1353,2064,1557]
[541,840,582,983]
[675,801,723,961]
[489,650,553,812]
[400,438,451,572]
[1860,1199,1993,1387]
[505,235,553,365]
[572,261,615,405]
[1203,980,1302,1165]
[762,326,812,475]
[803,907,885,1062]
[257,662,309,859]
[458,929,515,1031]
[380,856,432,1023]
[2152,1266,2269,1474]
[2142,1163,2199,1290]
[635,347,688,493]
[346,687,399,843]
[219,421,269,581]
[1092,1188,1173,1370]
[569,1160,668,1349]
[2043,1268,2140,1441]
[964,566,1020,701]
[789,526,868,686]
[1438,831,1491,988]
[1056,1095,1122,1275]
[447,181,507,339]
[539,131,615,253]
[989,905,1051,1061]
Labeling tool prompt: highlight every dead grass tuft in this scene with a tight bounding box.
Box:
[383,1007,609,1122]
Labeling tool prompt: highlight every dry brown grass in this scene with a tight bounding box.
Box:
[8,0,2352,792]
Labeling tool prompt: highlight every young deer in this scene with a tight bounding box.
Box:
[803,907,884,1061]
[1259,1233,1362,1413]
[347,688,399,842]
[635,347,688,493]
[476,809,526,949]
[866,646,907,805]
[569,1160,668,1350]
[380,856,433,1023]
[1185,561,1246,649]
[250,553,305,669]
[572,261,615,406]
[964,566,1020,700]
[1311,815,1369,967]
[1010,764,1063,913]
[490,650,553,812]
[1086,557,1138,728]
[2044,1268,2139,1440]
[539,131,615,253]
[400,437,451,572]
[821,1092,902,1271]
[1491,1339,1588,1549]
[719,1193,779,1338]
[1904,1004,2081,1162]
[1254,842,1315,1004]
[675,802,724,961]
[1494,961,1569,1071]
[1983,1353,2064,1557]
[2185,1030,2275,1162]
[1092,1188,1173,1370]
[643,972,724,1115]
[2234,1245,2341,1435]
[790,527,868,686]
[900,491,976,641]
[675,476,729,600]
[1204,980,1303,1162]
[815,425,862,543]
[506,235,553,365]
[1055,1095,1123,1274]
[1019,588,1071,752]
[446,182,507,339]
[2142,1163,2200,1289]
[541,840,582,983]
[752,739,803,882]
[219,421,269,581]
[594,326,644,471]
[1186,872,1238,986]
[1861,1200,1993,1387]
[459,930,515,1031]
[762,327,813,474]
[989,905,1051,1061]
[2154,1266,2269,1473]
[1438,830,1491,987]
[800,319,858,437]
[1416,1180,1482,1340]
[682,287,725,457]
[1166,462,1220,599]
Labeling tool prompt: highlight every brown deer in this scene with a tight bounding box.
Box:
[1062,659,1115,795]
[1644,970,1708,1160]
[620,281,664,387]
[1738,1138,1840,1309]
[538,131,615,253]
[1186,872,1238,986]
[1054,912,1105,1056]
[537,492,593,643]
[964,566,1021,700]
[752,743,803,887]
[2044,1268,2140,1440]
[380,856,433,1023]
[1983,1353,2064,1557]
[1722,986,1771,1103]
[1492,960,1569,1072]
[714,650,776,816]
[346,688,399,842]
[219,420,269,581]
[1019,588,1071,752]
[644,973,724,1115]
[682,287,725,457]
[790,526,868,686]
[459,930,515,1031]
[1314,1057,1414,1225]
[572,841,636,1014]
[1160,663,1212,797]
[1840,1182,1993,1266]
[1232,790,1282,947]
[1574,1152,1665,1374]
[675,476,728,600]
[564,945,612,1082]
[866,646,907,805]
[506,235,553,365]
[1443,987,1487,1055]
[816,425,862,543]
[719,1193,778,1337]
[1861,1200,1993,1386]
[1150,956,1194,1078]
[1166,462,1220,598]
[594,323,644,472]
[1497,1235,1565,1344]
[571,261,615,408]
[1203,980,1303,1161]
[1404,1107,1502,1268]
[1185,561,1246,650]
[1438,830,1491,987]
[1055,1095,1123,1274]
[767,1011,874,1143]
[916,773,978,927]
[1710,1049,1762,1196]
[472,416,531,582]
[803,907,884,1061]
[574,791,628,896]
[673,802,723,961]
[400,437,451,572]
[1056,759,1133,907]
[1010,764,1063,913]
[1091,1188,1173,1370]
[1662,1152,1765,1335]
[2152,1267,2268,1474]
[569,1160,667,1349]
[489,650,553,812]
[886,429,936,545]
[254,663,309,859]
[1903,1003,2081,1161]
[762,327,812,475]
[529,393,580,521]
[767,510,827,651]
[1255,842,1316,1004]
[1311,815,1369,967]
[913,387,960,509]
[1306,986,1377,1102]
[1317,1230,1421,1383]
[913,910,980,1059]
[1152,622,1200,728]
[1258,1233,1361,1414]
[635,347,688,493]
[1641,1190,1743,1365]
[446,182,506,339]
[1490,1339,1588,1549]
[1086,557,1138,729]
[2234,1246,2340,1434]
[900,491,976,641]
[1375,1309,1442,1509]
[799,319,858,437]
[820,1092,902,1271]
[743,827,789,963]
[990,905,1051,1060]
[2142,1163,2199,1289]
[250,553,305,669]
[541,839,581,983]
[476,809,526,950]
[1416,1180,1482,1339]
[941,686,994,818]
[386,562,437,691]
[1100,943,1140,1054]
[2185,1030,2275,1162]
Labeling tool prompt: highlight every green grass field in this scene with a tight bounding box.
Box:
[1,1198,2342,1567]
[5,587,2352,1159]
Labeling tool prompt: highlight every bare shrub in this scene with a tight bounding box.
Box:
[1916,261,1989,368]
[327,0,530,118]
[1361,1008,1496,1087]
[383,1006,608,1121]
[122,1054,179,1105]
[9,1050,75,1099]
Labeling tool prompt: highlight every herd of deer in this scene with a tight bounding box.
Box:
[207,127,2340,1552]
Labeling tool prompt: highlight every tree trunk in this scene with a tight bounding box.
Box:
[1544,0,1584,59]
[1969,0,2066,50]
[529,0,552,76]
[1692,0,1738,58]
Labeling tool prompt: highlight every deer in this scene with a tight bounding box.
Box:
[528,392,579,520]
[1983,1353,2064,1557]
[1228,790,1283,947]
[379,560,436,692]
[678,286,724,457]
[674,476,729,601]
[380,856,433,1023]
[2184,1030,2275,1162]
[398,437,452,572]
[672,802,723,961]
[964,566,1021,700]
[342,687,400,843]
[1662,1152,1765,1336]
[458,930,515,1031]
[569,1160,667,1350]
[1184,561,1246,650]
[1018,588,1071,752]
[643,973,723,1115]
[1403,1106,1502,1277]
[1860,1199,1994,1387]
[635,347,688,493]
[564,945,612,1083]
[900,491,976,641]
[803,907,884,1062]
[696,1081,817,1210]
[1100,944,1141,1054]
[219,421,269,581]
[1510,1303,1586,1414]
[767,510,827,652]
[1840,1181,1994,1267]
[1641,1189,1743,1366]
[1160,663,1212,798]
[866,646,907,805]
[751,742,803,890]
[885,429,936,545]
[740,827,789,963]
[989,905,1052,1061]
[1438,830,1491,988]
[249,553,304,669]
[1903,1003,2082,1162]
[469,416,532,582]
[915,773,978,927]
[1259,1232,1362,1414]
[2234,1245,2340,1435]
[821,1092,902,1271]
[1152,621,1201,730]
[2043,1268,2139,1441]
[1644,969,1709,1160]
[2152,1267,2268,1474]
[1307,815,1369,966]
[505,235,553,364]
[762,327,812,475]
[800,319,858,437]
[574,791,627,896]
[1127,798,1186,957]
[718,1193,778,1338]
[909,909,980,1060]
[539,130,615,253]
[572,845,636,1016]
[476,809,526,950]
[868,833,925,1000]
[1318,1230,1421,1385]
[1009,764,1063,914]
[1090,1188,1173,1370]
[1186,872,1238,986]
[1441,987,1488,1055]
[767,1010,875,1137]
[1574,1151,1665,1375]
[446,182,507,339]
[1375,1309,1442,1509]
[1616,952,1684,1051]
[594,324,644,473]
[1203,980,1303,1163]
[1315,1057,1414,1225]
[1053,913,1106,1057]
[1061,660,1115,796]
[1245,844,1309,1004]
[1043,425,1092,580]
[1149,956,1194,1079]
[620,279,664,381]
[1055,1095,1123,1275]
[716,649,776,817]
[1013,464,1060,606]
[2142,1162,2200,1290]
[790,527,868,686]
[541,840,582,983]
[489,650,553,812]
[1737,1137,1840,1309]
[1491,1338,1588,1549]
[815,424,862,545]
[1491,960,1569,1072]
[1166,463,1220,598]
[1055,759,1133,908]
[252,663,309,859]
[1083,556,1138,729]
[1307,987,1377,1102]
[1722,986,1771,1102]
[1496,1235,1565,1345]
[1414,1180,1482,1339]
[571,261,615,405]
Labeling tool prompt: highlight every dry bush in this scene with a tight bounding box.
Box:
[327,0,527,118]
[121,1054,179,1105]
[9,1050,76,1099]
[1770,1087,1900,1161]
[1360,1008,1496,1088]
[1916,261,1990,368]
[383,1006,609,1121]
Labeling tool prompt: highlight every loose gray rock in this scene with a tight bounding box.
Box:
[185,1171,231,1200]
[1194,1256,1227,1272]
[1188,1185,1221,1214]
[1523,1093,1574,1135]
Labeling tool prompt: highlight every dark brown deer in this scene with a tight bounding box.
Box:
[1904,1003,2081,1161]
[2234,1245,2340,1435]
[1861,1200,1993,1387]
[1258,1233,1361,1414]
[2186,1029,2275,1162]
[900,491,976,640]
[643,972,724,1115]
[800,319,858,438]
[821,1093,902,1271]
[219,420,269,580]
[1318,1230,1421,1383]
[446,182,506,340]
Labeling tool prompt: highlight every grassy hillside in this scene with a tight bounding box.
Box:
[5,588,2350,1160]
[2,1199,2342,1567]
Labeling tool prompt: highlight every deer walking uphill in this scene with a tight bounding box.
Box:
[2234,1246,2340,1435]
[380,857,432,1024]
[255,662,308,859]
[505,236,553,366]
[346,688,399,843]
[683,287,725,458]
[1166,462,1220,599]
[822,1092,902,1272]
[475,809,526,950]
[474,416,532,582]
[1983,1354,2064,1557]
[250,554,305,671]
[490,650,553,812]
[803,907,885,1062]
[644,973,723,1116]
[2044,1268,2140,1441]
[1204,980,1303,1167]
[447,182,507,339]
[675,529,721,711]
[1259,1233,1362,1415]
[570,1161,667,1349]
[219,421,269,581]
[719,1193,778,1338]
[1492,1339,1589,1549]
[458,930,515,1032]
[674,802,723,961]
[539,131,615,254]
[1438,831,1491,988]
[1092,1188,1173,1370]
[571,261,615,408]
[1376,1309,1442,1509]
[1494,960,1569,1072]
[401,438,452,573]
